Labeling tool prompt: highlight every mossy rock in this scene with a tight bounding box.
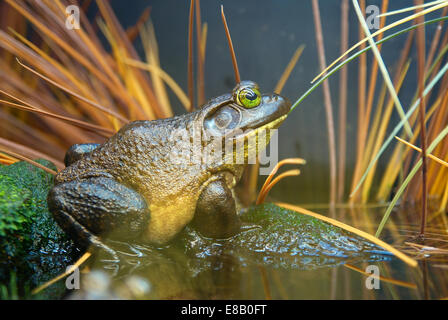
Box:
[80,203,392,299]
[179,203,391,271]
[0,160,78,299]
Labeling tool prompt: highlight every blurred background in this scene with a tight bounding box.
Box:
[105,0,440,204]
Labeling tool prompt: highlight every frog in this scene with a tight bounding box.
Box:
[47,80,290,257]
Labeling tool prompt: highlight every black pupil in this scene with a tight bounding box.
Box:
[245,90,257,101]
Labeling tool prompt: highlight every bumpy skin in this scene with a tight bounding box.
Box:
[64,143,100,167]
[48,81,290,250]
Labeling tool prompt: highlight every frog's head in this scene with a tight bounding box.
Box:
[196,80,290,166]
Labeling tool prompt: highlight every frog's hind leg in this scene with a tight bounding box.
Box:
[64,143,100,166]
[47,177,150,258]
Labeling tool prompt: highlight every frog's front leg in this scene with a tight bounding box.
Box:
[47,177,150,258]
[64,143,100,166]
[192,177,241,238]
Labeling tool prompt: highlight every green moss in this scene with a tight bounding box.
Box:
[0,160,78,299]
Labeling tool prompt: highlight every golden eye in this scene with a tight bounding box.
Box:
[236,87,261,108]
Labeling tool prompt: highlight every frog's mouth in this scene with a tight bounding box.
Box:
[232,114,288,141]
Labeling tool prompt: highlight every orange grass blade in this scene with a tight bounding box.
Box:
[16,59,129,123]
[31,252,91,295]
[395,136,448,167]
[312,0,337,208]
[221,5,240,84]
[0,146,57,175]
[188,0,195,110]
[344,263,417,289]
[274,45,305,94]
[195,0,205,105]
[0,151,17,162]
[0,159,16,165]
[257,158,306,204]
[256,169,301,205]
[312,0,448,83]
[125,59,190,111]
[0,137,64,169]
[126,7,151,42]
[415,0,428,236]
[338,0,349,202]
[275,202,418,267]
[0,99,114,136]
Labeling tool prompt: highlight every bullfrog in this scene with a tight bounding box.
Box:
[47,81,290,256]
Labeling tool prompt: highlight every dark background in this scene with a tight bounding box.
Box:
[107,0,441,204]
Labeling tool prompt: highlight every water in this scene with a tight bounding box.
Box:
[69,204,448,300]
[107,0,444,204]
[3,1,447,300]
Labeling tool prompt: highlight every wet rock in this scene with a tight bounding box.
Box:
[71,203,392,299]
[0,160,79,299]
[179,203,391,270]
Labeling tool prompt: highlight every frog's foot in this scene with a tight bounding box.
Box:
[51,208,120,261]
[192,177,242,239]
[48,177,150,259]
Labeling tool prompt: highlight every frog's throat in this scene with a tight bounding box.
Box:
[222,114,287,164]
[255,114,288,132]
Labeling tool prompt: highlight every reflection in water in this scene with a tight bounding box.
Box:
[65,203,448,300]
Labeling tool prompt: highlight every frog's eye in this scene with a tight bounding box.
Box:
[236,87,261,109]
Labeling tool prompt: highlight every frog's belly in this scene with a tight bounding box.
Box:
[143,195,196,244]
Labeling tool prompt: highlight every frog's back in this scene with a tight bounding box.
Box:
[55,114,202,194]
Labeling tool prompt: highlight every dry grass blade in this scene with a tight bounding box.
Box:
[395,136,448,167]
[195,0,205,105]
[378,0,447,18]
[258,266,272,300]
[274,45,305,94]
[312,0,337,209]
[126,7,151,42]
[0,159,15,165]
[0,151,17,162]
[352,0,412,137]
[275,202,418,267]
[338,0,349,201]
[188,0,195,110]
[221,5,240,84]
[31,252,91,295]
[0,99,114,136]
[125,59,191,110]
[312,1,448,83]
[256,169,301,205]
[0,137,64,169]
[415,0,428,236]
[344,264,417,289]
[16,58,129,123]
[0,146,57,175]
[405,242,448,254]
[256,158,306,205]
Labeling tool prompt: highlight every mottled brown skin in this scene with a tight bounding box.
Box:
[47,81,290,256]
